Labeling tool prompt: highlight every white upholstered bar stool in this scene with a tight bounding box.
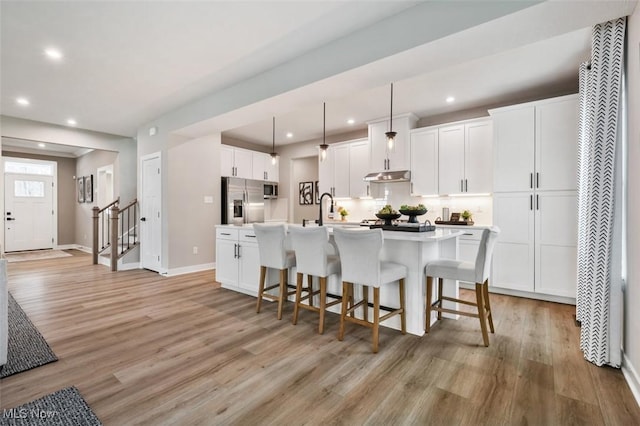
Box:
[254,224,296,320]
[333,228,407,353]
[289,226,342,334]
[424,226,500,346]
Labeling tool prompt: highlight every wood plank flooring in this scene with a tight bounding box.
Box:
[1,250,639,425]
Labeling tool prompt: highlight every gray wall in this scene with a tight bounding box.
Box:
[167,134,220,271]
[1,150,77,246]
[624,6,640,396]
[75,150,119,249]
[291,156,318,224]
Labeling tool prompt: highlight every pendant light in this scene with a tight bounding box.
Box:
[319,102,329,162]
[385,83,397,150]
[270,116,278,165]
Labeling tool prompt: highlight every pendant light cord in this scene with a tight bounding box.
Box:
[323,102,326,144]
[272,116,275,152]
[389,82,394,132]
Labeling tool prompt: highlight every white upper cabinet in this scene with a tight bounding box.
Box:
[437,119,493,195]
[220,146,253,179]
[252,152,279,182]
[438,124,465,194]
[368,114,417,172]
[410,127,438,196]
[333,144,351,198]
[490,95,578,193]
[349,139,370,198]
[318,146,335,197]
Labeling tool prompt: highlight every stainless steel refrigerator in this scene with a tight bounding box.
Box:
[221,177,265,224]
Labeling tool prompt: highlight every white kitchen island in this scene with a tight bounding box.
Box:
[215,224,462,336]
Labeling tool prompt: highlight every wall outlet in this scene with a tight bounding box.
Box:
[193,246,198,255]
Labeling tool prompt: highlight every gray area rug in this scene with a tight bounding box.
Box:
[0,386,102,426]
[1,293,57,378]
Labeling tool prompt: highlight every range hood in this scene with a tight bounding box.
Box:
[363,170,411,183]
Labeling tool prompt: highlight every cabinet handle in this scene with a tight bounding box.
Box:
[237,244,241,259]
[465,179,468,192]
[460,180,464,192]
[246,235,256,238]
[221,232,231,236]
[410,183,413,194]
[367,185,370,196]
[536,194,540,210]
[530,173,533,189]
[233,243,238,258]
[536,173,540,189]
[387,159,390,170]
[530,194,533,210]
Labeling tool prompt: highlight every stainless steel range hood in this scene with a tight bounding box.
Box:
[363,170,411,183]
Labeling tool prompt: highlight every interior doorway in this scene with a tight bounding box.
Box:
[3,157,57,252]
[97,164,114,207]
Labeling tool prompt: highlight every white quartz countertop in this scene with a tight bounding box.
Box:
[435,224,493,230]
[216,223,462,242]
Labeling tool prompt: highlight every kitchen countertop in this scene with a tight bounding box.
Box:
[216,223,463,242]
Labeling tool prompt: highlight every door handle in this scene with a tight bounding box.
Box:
[140,217,146,222]
[6,218,15,221]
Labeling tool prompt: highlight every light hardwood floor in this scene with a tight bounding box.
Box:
[1,250,639,425]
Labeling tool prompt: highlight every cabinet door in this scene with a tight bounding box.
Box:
[233,149,253,179]
[535,98,578,191]
[438,125,465,195]
[318,146,335,196]
[349,140,370,198]
[534,190,577,298]
[369,120,389,172]
[492,107,535,192]
[220,146,235,177]
[333,144,350,198]
[464,120,493,194]
[252,152,266,181]
[216,238,239,286]
[492,192,535,292]
[238,242,261,293]
[410,128,438,196]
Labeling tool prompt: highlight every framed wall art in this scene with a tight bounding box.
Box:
[84,174,93,203]
[77,176,85,203]
[299,181,314,205]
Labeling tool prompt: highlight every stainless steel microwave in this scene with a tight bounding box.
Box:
[263,183,278,199]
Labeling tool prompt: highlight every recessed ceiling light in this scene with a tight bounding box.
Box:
[286,132,293,138]
[67,118,77,126]
[44,48,63,60]
[16,97,30,106]
[347,119,355,125]
[446,96,455,103]
[38,143,46,148]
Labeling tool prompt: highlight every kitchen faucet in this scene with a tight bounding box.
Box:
[317,192,334,227]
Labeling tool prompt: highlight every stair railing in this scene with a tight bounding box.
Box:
[92,197,119,264]
[93,198,139,271]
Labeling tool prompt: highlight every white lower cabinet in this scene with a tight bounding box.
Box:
[216,227,261,295]
[492,191,577,300]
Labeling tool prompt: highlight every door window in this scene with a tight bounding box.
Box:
[14,180,45,197]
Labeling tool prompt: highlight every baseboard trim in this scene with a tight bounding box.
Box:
[118,262,141,271]
[165,263,215,277]
[622,351,640,407]
[483,285,576,305]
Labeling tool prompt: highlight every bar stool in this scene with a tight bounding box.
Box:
[254,224,296,320]
[424,226,500,346]
[289,226,342,334]
[333,227,407,353]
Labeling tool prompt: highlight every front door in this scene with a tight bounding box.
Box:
[140,153,162,272]
[4,174,54,252]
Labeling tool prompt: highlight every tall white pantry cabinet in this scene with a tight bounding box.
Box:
[489,94,579,302]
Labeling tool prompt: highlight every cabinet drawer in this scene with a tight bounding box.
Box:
[458,229,484,241]
[216,228,239,240]
[239,229,258,243]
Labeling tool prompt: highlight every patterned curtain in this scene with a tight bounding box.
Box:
[577,18,626,367]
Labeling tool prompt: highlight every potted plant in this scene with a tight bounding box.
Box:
[338,206,349,221]
[461,210,473,222]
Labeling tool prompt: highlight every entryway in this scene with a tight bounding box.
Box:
[3,158,57,252]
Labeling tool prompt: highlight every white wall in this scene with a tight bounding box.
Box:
[291,156,318,223]
[623,6,640,402]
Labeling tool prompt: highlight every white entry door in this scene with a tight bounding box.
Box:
[5,174,54,252]
[140,153,162,272]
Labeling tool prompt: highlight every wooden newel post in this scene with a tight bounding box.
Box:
[110,205,120,272]
[92,206,100,265]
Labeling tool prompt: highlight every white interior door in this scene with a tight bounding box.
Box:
[141,153,162,272]
[4,174,54,252]
[97,164,114,207]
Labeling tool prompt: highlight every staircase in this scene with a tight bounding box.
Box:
[92,198,140,271]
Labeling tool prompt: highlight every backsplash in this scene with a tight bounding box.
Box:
[330,181,493,225]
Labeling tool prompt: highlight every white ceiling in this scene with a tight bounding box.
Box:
[1,1,637,150]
